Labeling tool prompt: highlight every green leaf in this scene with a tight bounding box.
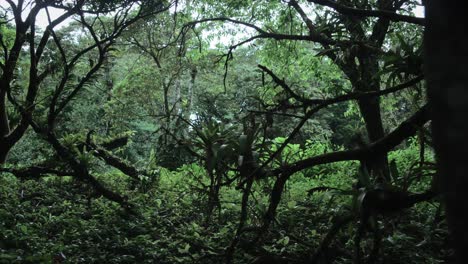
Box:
[178,243,191,254]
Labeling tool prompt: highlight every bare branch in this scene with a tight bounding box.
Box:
[309,214,354,263]
[254,105,430,240]
[86,140,143,181]
[288,0,316,33]
[259,64,424,107]
[36,1,84,61]
[275,104,430,176]
[308,0,424,26]
[184,17,337,46]
[43,129,132,209]
[0,166,72,179]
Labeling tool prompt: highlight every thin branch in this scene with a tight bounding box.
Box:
[259,64,424,106]
[159,126,203,160]
[7,94,132,209]
[51,11,108,122]
[307,0,425,26]
[0,166,73,179]
[258,64,307,103]
[238,74,424,187]
[289,0,316,33]
[87,141,143,181]
[309,214,354,263]
[36,1,84,62]
[275,104,430,176]
[255,105,430,241]
[248,110,304,119]
[225,176,255,264]
[184,17,336,46]
[44,129,132,209]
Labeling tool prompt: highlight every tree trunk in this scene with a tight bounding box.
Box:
[339,61,390,182]
[104,57,114,136]
[0,20,28,164]
[186,66,197,119]
[0,89,11,163]
[357,49,391,181]
[357,87,390,182]
[425,1,468,263]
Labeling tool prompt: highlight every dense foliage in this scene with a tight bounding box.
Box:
[0,0,460,263]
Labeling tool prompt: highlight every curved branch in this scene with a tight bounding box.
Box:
[254,105,430,243]
[87,142,142,181]
[184,17,336,46]
[259,63,424,106]
[276,103,430,176]
[308,0,425,26]
[0,166,72,179]
[238,73,424,187]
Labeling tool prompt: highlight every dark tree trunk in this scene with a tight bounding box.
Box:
[356,85,390,182]
[340,64,390,182]
[0,20,29,164]
[425,1,468,263]
[0,89,11,163]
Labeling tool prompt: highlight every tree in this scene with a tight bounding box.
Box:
[125,11,198,168]
[424,1,468,263]
[0,0,459,263]
[190,0,424,182]
[0,0,169,163]
[0,0,172,205]
[184,1,430,261]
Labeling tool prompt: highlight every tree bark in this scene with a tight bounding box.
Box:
[186,66,197,119]
[0,90,10,137]
[425,1,468,263]
[0,90,10,163]
[355,82,390,182]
